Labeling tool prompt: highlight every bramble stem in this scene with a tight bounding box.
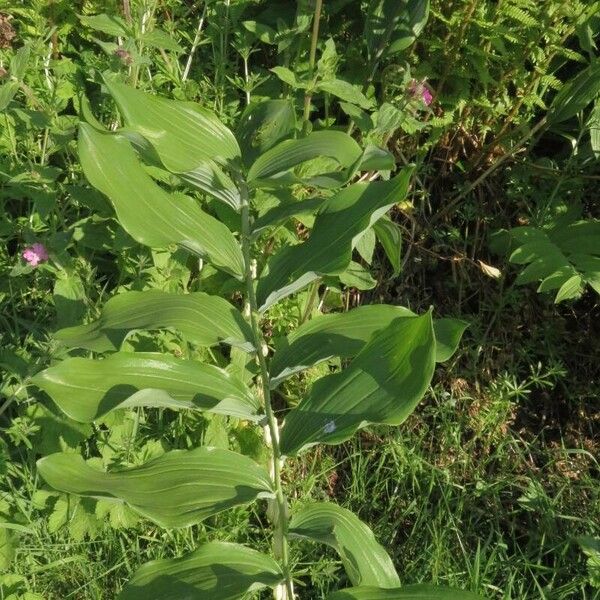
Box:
[239,179,295,599]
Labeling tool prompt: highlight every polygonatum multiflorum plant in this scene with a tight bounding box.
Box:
[32,79,480,600]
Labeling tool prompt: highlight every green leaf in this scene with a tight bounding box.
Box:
[178,161,242,210]
[339,261,377,290]
[0,81,19,111]
[432,318,469,362]
[373,217,402,276]
[366,0,430,60]
[32,352,261,423]
[247,130,362,186]
[289,503,399,587]
[251,198,323,237]
[257,170,413,311]
[140,29,183,53]
[318,79,373,110]
[54,290,254,353]
[279,311,436,455]
[500,221,600,301]
[328,585,484,599]
[78,13,130,37]
[270,66,304,88]
[119,541,284,600]
[271,305,463,386]
[78,124,244,278]
[236,99,297,167]
[243,20,279,44]
[37,448,273,528]
[10,45,31,81]
[548,60,600,124]
[104,79,241,171]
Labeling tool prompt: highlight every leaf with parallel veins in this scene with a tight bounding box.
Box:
[38,448,274,528]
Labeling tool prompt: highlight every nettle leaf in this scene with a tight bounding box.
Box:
[79,124,244,278]
[54,290,254,353]
[289,503,399,587]
[37,448,274,528]
[119,541,284,600]
[279,311,436,455]
[32,352,261,423]
[237,99,297,167]
[497,220,600,302]
[247,130,362,188]
[327,585,484,599]
[78,13,131,37]
[318,79,374,110]
[257,169,413,311]
[366,0,430,60]
[104,79,241,171]
[270,304,467,387]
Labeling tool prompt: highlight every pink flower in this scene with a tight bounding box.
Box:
[22,243,49,267]
[408,79,433,106]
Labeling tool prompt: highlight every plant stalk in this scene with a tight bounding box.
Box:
[239,180,295,600]
[303,0,323,126]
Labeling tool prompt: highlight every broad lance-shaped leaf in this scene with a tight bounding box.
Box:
[104,79,241,170]
[119,541,284,600]
[33,352,261,423]
[79,124,244,278]
[54,290,254,353]
[328,585,484,600]
[37,448,274,528]
[279,312,436,456]
[247,130,362,187]
[271,305,467,387]
[236,99,297,167]
[289,503,399,588]
[257,169,413,311]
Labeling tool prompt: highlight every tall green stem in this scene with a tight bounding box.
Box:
[239,180,295,599]
[303,0,323,126]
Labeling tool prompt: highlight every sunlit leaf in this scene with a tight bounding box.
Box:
[79,124,244,278]
[328,585,485,599]
[38,448,274,528]
[257,169,413,311]
[119,541,284,600]
[33,352,261,423]
[290,503,399,587]
[54,290,254,353]
[279,312,436,455]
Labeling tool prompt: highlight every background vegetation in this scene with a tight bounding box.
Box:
[0,0,599,598]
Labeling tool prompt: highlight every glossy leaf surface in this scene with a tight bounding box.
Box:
[328,585,484,599]
[289,503,399,587]
[119,541,284,600]
[79,124,244,277]
[247,130,362,185]
[33,352,260,422]
[271,306,466,386]
[257,170,413,311]
[279,312,436,455]
[105,79,241,171]
[38,448,273,528]
[54,290,254,353]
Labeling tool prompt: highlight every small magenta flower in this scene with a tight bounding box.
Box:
[22,243,49,267]
[408,79,433,106]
